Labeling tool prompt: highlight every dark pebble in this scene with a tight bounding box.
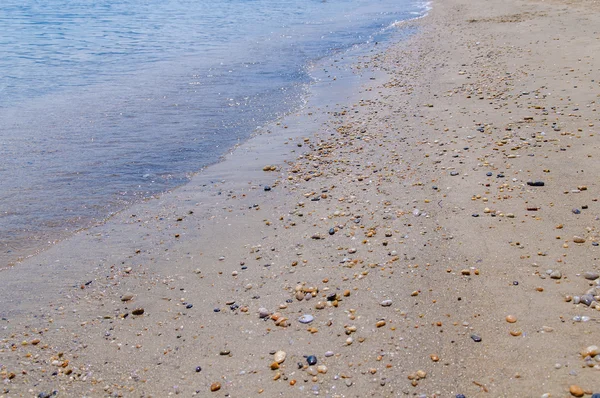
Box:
[186,304,193,309]
[573,208,581,214]
[195,366,202,372]
[593,242,599,247]
[591,394,600,398]
[527,181,545,186]
[329,228,335,235]
[432,185,438,190]
[471,334,482,342]
[264,186,271,191]
[497,173,505,178]
[486,172,492,176]
[132,308,144,316]
[326,293,337,301]
[450,171,459,176]
[472,213,479,217]
[456,395,466,398]
[37,392,57,398]
[306,355,317,365]
[513,281,519,285]
[582,205,588,209]
[241,266,248,270]
[214,308,221,312]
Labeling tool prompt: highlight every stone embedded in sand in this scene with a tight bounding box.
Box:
[569,385,584,397]
[573,236,586,243]
[210,382,221,392]
[380,300,393,307]
[274,351,286,364]
[461,269,471,276]
[550,270,562,279]
[132,308,144,316]
[506,315,517,323]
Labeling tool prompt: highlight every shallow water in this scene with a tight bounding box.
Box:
[0,0,428,264]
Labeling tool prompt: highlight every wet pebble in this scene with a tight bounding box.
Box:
[306,355,317,365]
[195,366,202,372]
[210,382,221,392]
[329,228,335,235]
[132,308,144,316]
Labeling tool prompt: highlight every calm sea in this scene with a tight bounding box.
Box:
[0,0,428,264]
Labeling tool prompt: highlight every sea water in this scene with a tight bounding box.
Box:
[0,0,428,264]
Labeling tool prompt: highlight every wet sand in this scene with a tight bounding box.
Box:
[2,0,600,396]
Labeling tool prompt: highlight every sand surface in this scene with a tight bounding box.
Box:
[2,0,600,396]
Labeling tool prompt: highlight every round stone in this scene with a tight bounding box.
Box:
[306,355,317,365]
[274,350,286,364]
[569,385,584,397]
[506,315,517,323]
[298,314,314,324]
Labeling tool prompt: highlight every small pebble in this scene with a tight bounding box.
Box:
[195,366,202,372]
[298,314,314,324]
[471,334,482,342]
[573,208,581,214]
[210,382,221,392]
[380,300,393,307]
[306,355,317,365]
[569,385,584,397]
[584,272,599,280]
[132,308,144,316]
[274,351,286,364]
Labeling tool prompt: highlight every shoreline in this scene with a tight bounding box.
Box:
[2,0,600,396]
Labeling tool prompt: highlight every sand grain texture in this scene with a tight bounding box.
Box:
[2,0,600,396]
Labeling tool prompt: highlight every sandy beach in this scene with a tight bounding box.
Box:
[2,0,600,396]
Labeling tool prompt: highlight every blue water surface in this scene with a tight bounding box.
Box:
[0,0,427,262]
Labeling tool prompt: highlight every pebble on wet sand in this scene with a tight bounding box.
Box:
[471,334,482,342]
[210,382,221,392]
[132,308,144,316]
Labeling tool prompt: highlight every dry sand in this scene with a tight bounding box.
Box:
[2,0,600,396]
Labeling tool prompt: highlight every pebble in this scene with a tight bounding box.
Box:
[456,395,466,398]
[505,315,517,323]
[527,181,545,186]
[306,355,317,365]
[573,236,586,244]
[195,366,202,372]
[580,294,594,306]
[317,365,328,374]
[210,382,221,392]
[274,350,286,364]
[259,308,270,318]
[324,351,334,357]
[581,345,599,357]
[121,294,134,302]
[584,272,599,280]
[550,270,562,279]
[329,228,335,235]
[380,300,393,307]
[450,171,459,176]
[471,334,482,342]
[573,208,581,214]
[132,308,144,316]
[569,385,584,397]
[298,314,314,324]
